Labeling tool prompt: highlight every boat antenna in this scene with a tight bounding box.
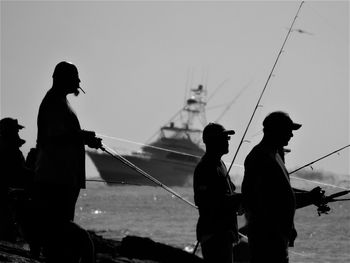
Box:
[184,68,192,105]
[99,143,198,209]
[206,78,230,103]
[215,80,251,122]
[226,1,305,175]
[202,66,209,91]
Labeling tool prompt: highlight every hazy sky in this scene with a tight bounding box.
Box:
[1,1,349,182]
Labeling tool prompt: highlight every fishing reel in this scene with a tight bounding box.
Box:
[312,187,330,216]
[314,189,350,216]
[316,203,331,216]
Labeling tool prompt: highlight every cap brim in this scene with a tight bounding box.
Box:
[291,123,302,130]
[223,130,235,135]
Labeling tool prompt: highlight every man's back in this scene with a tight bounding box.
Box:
[242,142,296,237]
[194,153,239,243]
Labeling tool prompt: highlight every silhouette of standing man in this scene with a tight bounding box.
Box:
[34,61,101,262]
[242,111,324,263]
[0,118,33,241]
[193,123,242,263]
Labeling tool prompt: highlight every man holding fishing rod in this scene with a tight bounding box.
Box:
[33,61,102,262]
[193,122,242,263]
[242,111,325,263]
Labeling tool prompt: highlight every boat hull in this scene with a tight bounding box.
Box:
[87,151,200,186]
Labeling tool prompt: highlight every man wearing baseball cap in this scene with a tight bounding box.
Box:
[0,118,25,143]
[242,111,324,263]
[0,117,32,241]
[193,122,242,263]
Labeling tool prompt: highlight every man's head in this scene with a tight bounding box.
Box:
[202,122,235,155]
[263,111,301,147]
[0,118,26,147]
[52,61,81,96]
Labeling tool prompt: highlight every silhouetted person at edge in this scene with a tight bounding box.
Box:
[34,61,102,263]
[0,118,34,242]
[242,111,325,263]
[193,123,242,263]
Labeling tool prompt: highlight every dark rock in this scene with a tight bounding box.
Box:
[1,232,247,263]
[120,236,204,263]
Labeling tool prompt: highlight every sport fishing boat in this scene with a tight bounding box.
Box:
[87,85,208,186]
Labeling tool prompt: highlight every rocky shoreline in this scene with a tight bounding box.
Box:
[0,230,250,263]
[0,231,204,263]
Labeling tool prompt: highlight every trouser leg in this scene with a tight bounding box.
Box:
[248,232,289,263]
[201,233,233,263]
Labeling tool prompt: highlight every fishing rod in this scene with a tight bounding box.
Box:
[99,143,197,209]
[288,145,350,214]
[285,144,350,191]
[327,198,350,202]
[325,190,350,202]
[226,1,305,175]
[96,142,202,255]
[289,144,350,175]
[86,178,142,186]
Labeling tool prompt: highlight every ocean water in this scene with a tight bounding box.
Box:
[75,182,350,263]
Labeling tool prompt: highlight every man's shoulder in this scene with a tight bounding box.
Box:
[195,154,218,170]
[39,90,66,114]
[42,90,61,103]
[245,144,264,159]
[194,157,207,174]
[244,143,271,166]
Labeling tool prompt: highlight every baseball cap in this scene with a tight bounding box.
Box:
[202,122,235,143]
[263,111,302,131]
[0,118,25,136]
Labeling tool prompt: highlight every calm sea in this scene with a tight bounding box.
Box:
[75,182,350,263]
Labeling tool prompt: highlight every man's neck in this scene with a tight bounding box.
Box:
[51,85,69,98]
[260,136,281,153]
[205,151,223,162]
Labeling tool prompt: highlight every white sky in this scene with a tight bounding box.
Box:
[1,1,349,180]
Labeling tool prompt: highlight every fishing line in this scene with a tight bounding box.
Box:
[226,1,305,175]
[289,176,350,191]
[289,250,316,258]
[96,133,202,157]
[206,79,230,102]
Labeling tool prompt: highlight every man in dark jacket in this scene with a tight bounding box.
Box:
[242,111,324,263]
[0,118,33,241]
[0,118,43,256]
[34,61,101,262]
[193,123,242,263]
[35,61,101,221]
